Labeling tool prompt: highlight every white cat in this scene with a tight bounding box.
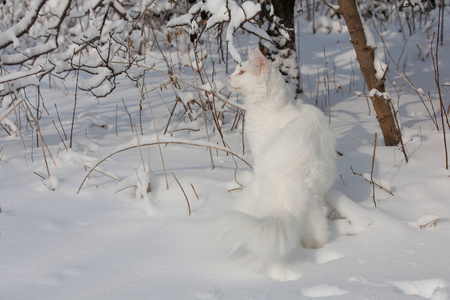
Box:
[215,49,337,280]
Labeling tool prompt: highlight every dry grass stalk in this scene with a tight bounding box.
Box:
[83,165,120,182]
[33,172,46,180]
[77,141,252,194]
[134,169,152,195]
[0,98,25,123]
[420,217,450,229]
[172,172,191,216]
[191,184,199,200]
[39,137,51,185]
[134,123,147,173]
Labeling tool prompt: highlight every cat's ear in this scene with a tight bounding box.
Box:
[252,49,267,74]
[248,47,254,59]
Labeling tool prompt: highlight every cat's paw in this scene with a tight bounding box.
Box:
[263,263,302,282]
[300,235,326,249]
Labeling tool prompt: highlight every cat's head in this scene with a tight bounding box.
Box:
[227,48,269,96]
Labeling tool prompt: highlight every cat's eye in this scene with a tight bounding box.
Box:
[238,70,245,75]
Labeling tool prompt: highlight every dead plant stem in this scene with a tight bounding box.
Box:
[182,31,215,169]
[54,104,67,140]
[431,10,449,169]
[371,132,377,208]
[24,101,56,167]
[191,184,199,199]
[143,81,169,189]
[77,141,252,194]
[172,172,191,216]
[134,123,146,173]
[70,52,82,148]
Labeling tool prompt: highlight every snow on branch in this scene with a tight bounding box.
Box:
[0,0,175,103]
[168,0,269,64]
[0,0,47,49]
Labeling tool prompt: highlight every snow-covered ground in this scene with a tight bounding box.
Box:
[1,6,450,300]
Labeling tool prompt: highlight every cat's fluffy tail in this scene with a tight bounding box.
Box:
[213,210,301,262]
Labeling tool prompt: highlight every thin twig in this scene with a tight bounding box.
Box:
[23,101,57,167]
[54,103,67,140]
[115,104,119,137]
[53,120,68,151]
[370,132,378,208]
[113,60,245,110]
[431,22,449,169]
[322,45,332,123]
[70,52,82,148]
[163,97,180,135]
[143,80,169,188]
[373,20,440,130]
[181,31,215,170]
[350,165,394,197]
[122,98,134,132]
[386,75,409,163]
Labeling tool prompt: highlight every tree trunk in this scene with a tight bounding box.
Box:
[337,0,401,146]
[259,0,303,93]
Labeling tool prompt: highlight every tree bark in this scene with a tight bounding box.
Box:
[259,0,303,93]
[337,0,401,146]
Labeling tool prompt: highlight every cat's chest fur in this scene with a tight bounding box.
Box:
[245,103,299,158]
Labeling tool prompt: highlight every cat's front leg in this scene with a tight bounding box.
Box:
[300,198,329,249]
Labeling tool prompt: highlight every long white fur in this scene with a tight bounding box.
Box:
[218,49,337,264]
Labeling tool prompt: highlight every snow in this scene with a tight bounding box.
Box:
[1,3,450,300]
[302,284,348,297]
[369,88,390,99]
[391,279,447,299]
